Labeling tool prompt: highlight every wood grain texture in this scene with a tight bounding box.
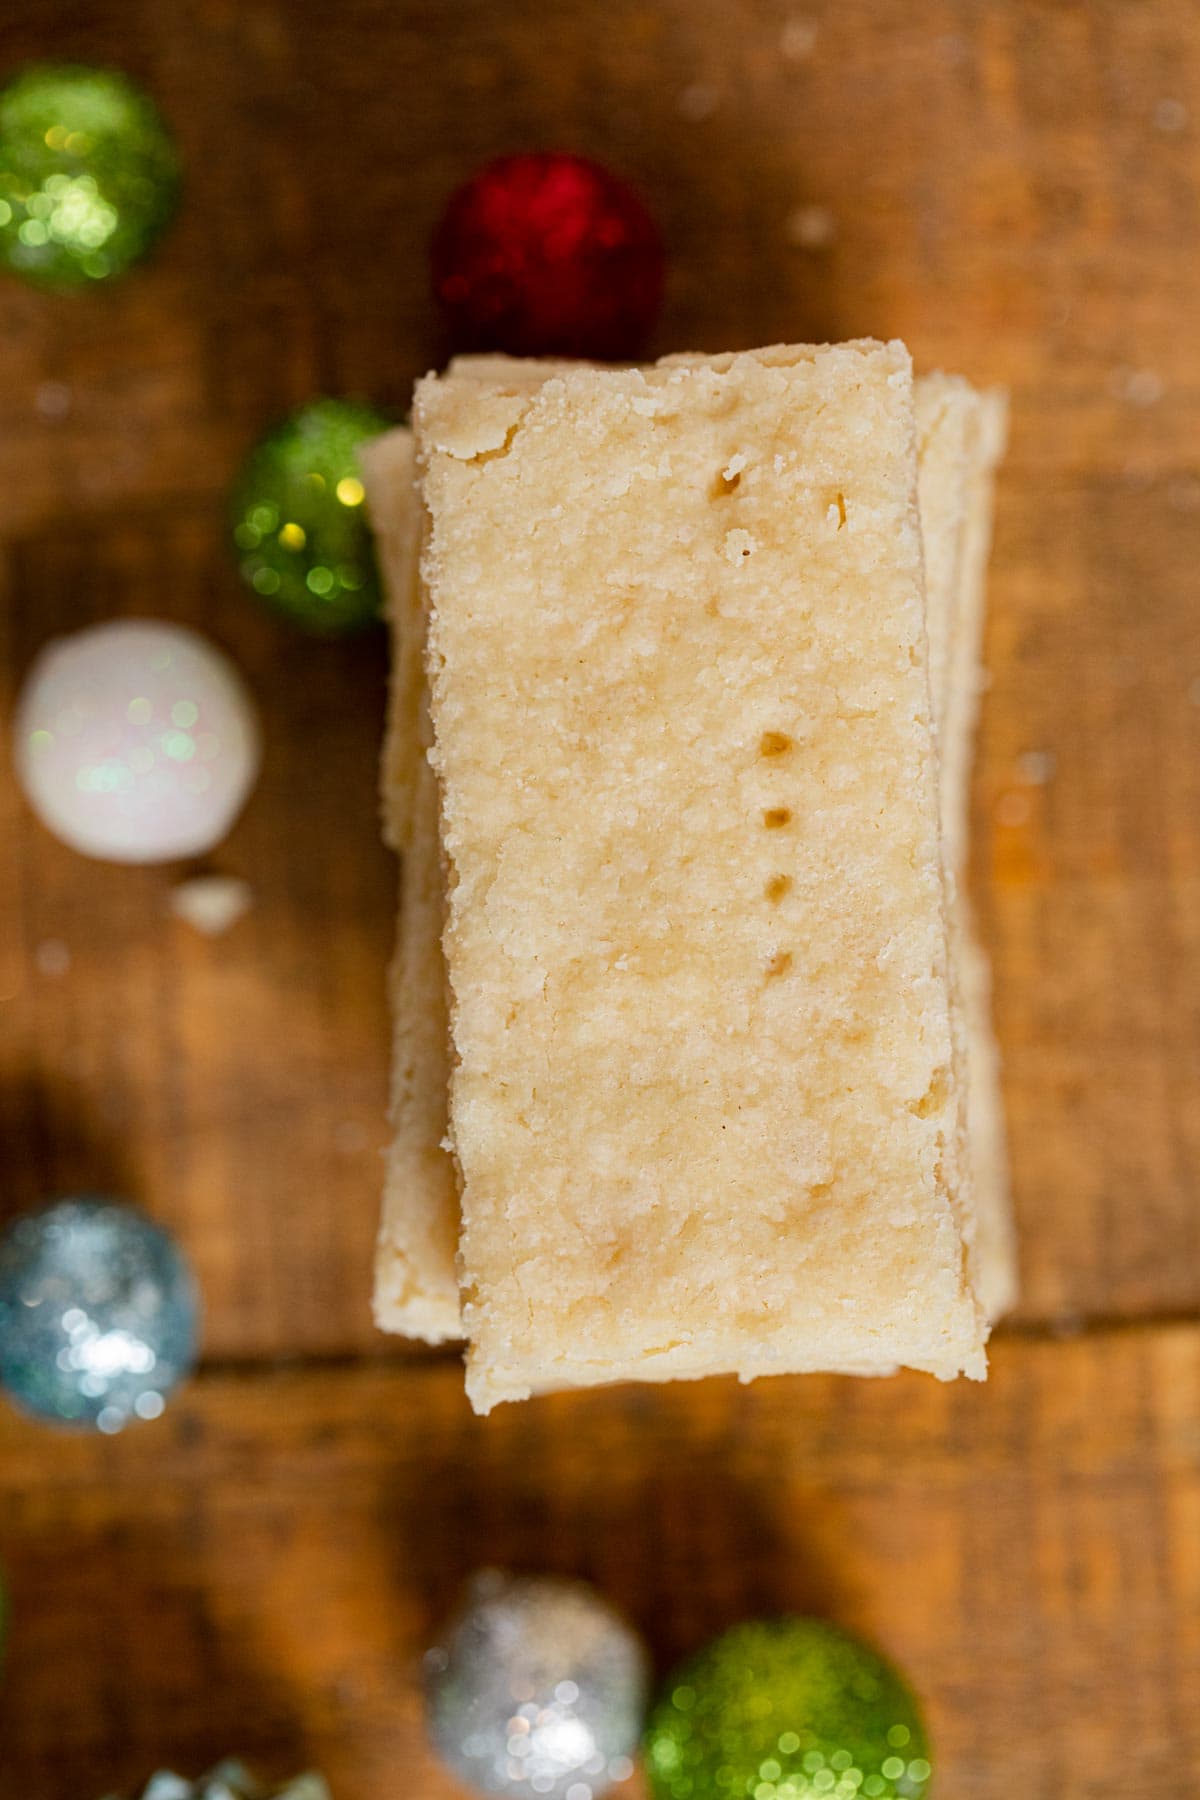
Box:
[0,0,1198,1789]
[1,1331,1199,1800]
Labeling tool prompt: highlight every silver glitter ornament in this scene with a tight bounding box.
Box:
[0,1197,199,1432]
[103,1763,328,1800]
[426,1572,649,1800]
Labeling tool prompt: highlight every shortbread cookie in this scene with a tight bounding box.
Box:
[368,362,1014,1349]
[362,430,460,1342]
[416,343,986,1409]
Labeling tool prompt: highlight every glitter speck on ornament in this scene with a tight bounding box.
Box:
[0,1197,199,1431]
[431,153,664,361]
[14,619,260,864]
[644,1619,932,1800]
[0,64,179,287]
[229,399,391,633]
[426,1571,648,1800]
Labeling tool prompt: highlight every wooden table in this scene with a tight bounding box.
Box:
[1,2,1197,1794]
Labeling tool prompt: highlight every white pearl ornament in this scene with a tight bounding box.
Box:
[15,619,260,863]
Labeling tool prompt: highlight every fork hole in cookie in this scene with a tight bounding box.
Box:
[759,730,793,757]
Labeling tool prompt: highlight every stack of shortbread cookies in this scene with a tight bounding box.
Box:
[363,342,1016,1414]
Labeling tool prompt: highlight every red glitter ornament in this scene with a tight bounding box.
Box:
[431,152,664,362]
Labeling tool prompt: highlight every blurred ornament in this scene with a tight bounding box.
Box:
[426,1571,648,1799]
[644,1619,932,1800]
[431,153,663,361]
[0,64,179,287]
[14,619,259,864]
[104,1764,329,1800]
[229,399,390,634]
[0,1197,199,1433]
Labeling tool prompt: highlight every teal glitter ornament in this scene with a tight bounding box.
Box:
[229,399,391,634]
[0,64,179,287]
[644,1620,932,1800]
[0,1196,199,1433]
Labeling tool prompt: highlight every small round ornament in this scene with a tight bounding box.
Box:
[0,1197,199,1433]
[431,153,664,361]
[108,1764,329,1800]
[229,399,390,634]
[0,64,179,288]
[425,1571,649,1800]
[644,1619,932,1800]
[14,618,259,864]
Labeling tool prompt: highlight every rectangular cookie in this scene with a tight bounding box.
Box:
[366,360,1016,1348]
[928,386,1017,1320]
[915,377,1016,1321]
[361,429,461,1342]
[415,342,987,1409]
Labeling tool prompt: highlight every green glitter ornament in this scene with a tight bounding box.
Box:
[644,1619,932,1800]
[0,64,179,287]
[229,399,391,634]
